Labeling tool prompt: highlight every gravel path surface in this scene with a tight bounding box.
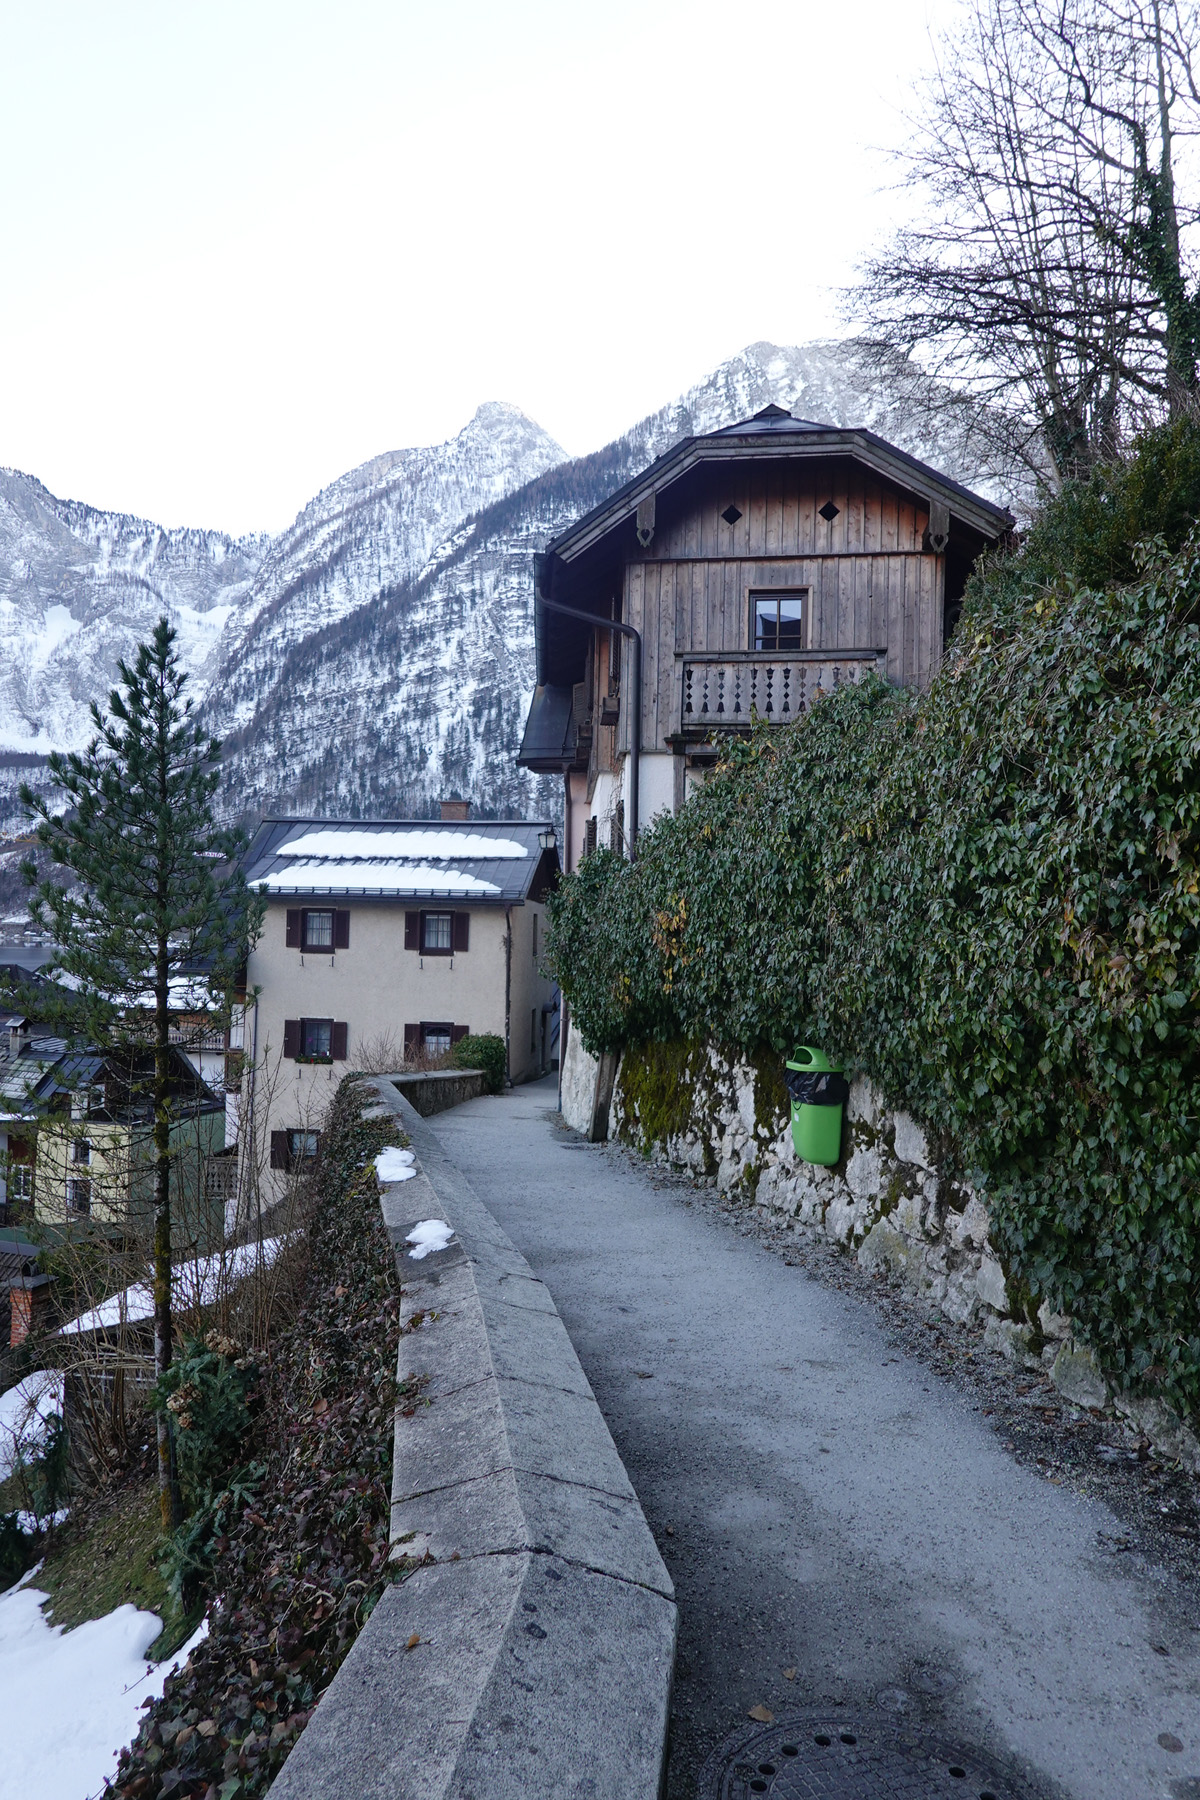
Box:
[427,1077,1200,1800]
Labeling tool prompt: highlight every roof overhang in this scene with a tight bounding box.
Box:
[546,424,1013,567]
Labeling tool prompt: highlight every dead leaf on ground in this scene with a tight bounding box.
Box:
[782,1667,797,1680]
[405,1632,421,1651]
[312,1397,329,1416]
[748,1704,774,1723]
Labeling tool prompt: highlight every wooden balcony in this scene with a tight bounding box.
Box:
[677,649,888,737]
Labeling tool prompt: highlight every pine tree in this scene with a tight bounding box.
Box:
[20,619,263,1530]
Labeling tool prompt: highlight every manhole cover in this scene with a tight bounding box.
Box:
[696,1710,1028,1800]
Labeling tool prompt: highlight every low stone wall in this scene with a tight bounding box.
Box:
[271,1076,676,1800]
[390,1068,487,1116]
[605,1038,1200,1475]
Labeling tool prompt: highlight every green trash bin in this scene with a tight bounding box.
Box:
[784,1046,848,1166]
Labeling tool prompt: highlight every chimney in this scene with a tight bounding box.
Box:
[440,799,470,822]
[10,1274,53,1348]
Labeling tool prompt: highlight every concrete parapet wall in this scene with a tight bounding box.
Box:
[611,1043,1200,1475]
[270,1076,676,1800]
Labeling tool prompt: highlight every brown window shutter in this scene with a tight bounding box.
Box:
[283,1019,300,1059]
[286,909,301,948]
[453,912,470,952]
[270,1131,289,1171]
[450,1024,469,1045]
[584,817,598,857]
[334,910,350,949]
[404,1023,419,1057]
[331,1021,348,1060]
[405,912,419,950]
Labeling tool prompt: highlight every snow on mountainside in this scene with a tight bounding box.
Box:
[206,339,1019,829]
[0,340,1021,853]
[207,401,567,739]
[0,470,266,754]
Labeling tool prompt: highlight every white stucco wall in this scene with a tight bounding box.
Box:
[244,896,556,1193]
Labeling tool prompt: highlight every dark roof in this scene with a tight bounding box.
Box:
[241,817,559,905]
[30,1044,222,1118]
[712,403,827,435]
[543,405,1013,567]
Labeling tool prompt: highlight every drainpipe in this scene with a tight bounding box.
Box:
[538,595,642,859]
[504,906,513,1086]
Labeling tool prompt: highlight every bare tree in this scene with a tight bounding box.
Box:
[853,0,1200,486]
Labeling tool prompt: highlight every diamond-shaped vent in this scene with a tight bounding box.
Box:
[819,501,840,522]
[722,505,743,525]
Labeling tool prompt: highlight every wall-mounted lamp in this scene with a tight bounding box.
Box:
[538,826,558,854]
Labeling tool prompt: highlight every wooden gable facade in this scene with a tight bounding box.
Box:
[518,406,1012,868]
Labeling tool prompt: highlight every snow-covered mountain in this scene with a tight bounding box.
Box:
[0,340,1021,849]
[0,471,266,755]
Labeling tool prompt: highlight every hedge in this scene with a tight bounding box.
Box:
[546,433,1200,1422]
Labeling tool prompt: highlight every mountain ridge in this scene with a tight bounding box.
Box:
[0,340,1021,864]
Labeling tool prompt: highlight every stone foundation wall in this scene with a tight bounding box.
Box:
[609,1041,1200,1473]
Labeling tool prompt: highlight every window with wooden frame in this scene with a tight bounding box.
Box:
[403,1022,469,1061]
[71,1137,92,1165]
[282,1018,349,1063]
[66,1176,92,1214]
[750,589,807,652]
[7,1136,34,1204]
[270,1129,321,1172]
[285,908,350,953]
[403,911,470,955]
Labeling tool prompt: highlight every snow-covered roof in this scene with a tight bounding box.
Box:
[59,1237,290,1336]
[242,817,557,903]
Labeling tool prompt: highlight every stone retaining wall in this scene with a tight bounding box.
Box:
[591,1034,1200,1475]
[390,1068,487,1116]
[271,1075,676,1800]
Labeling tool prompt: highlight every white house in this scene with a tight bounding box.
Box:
[239,808,559,1191]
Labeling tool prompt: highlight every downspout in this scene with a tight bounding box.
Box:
[538,594,642,859]
[559,780,571,1112]
[504,906,513,1087]
[242,993,260,1236]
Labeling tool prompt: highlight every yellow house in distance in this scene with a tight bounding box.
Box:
[31,1046,226,1254]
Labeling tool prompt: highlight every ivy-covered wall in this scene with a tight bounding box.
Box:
[548,426,1200,1430]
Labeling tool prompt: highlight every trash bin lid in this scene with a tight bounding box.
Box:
[785,1044,843,1074]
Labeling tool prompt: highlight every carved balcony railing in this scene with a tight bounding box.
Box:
[678,649,888,737]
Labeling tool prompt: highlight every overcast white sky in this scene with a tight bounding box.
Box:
[0,1,949,535]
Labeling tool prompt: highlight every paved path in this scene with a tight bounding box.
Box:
[426,1077,1199,1800]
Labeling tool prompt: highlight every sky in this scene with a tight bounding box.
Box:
[0,0,951,536]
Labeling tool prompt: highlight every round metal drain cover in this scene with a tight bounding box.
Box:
[696,1710,1028,1800]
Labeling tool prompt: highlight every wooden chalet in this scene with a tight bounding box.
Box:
[517,404,1012,868]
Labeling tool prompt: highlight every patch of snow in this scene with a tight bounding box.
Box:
[60,1238,289,1336]
[374,1147,416,1183]
[256,861,501,894]
[278,828,527,860]
[405,1218,454,1260]
[32,604,82,669]
[0,1371,64,1481]
[0,1585,207,1800]
[14,1508,69,1533]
